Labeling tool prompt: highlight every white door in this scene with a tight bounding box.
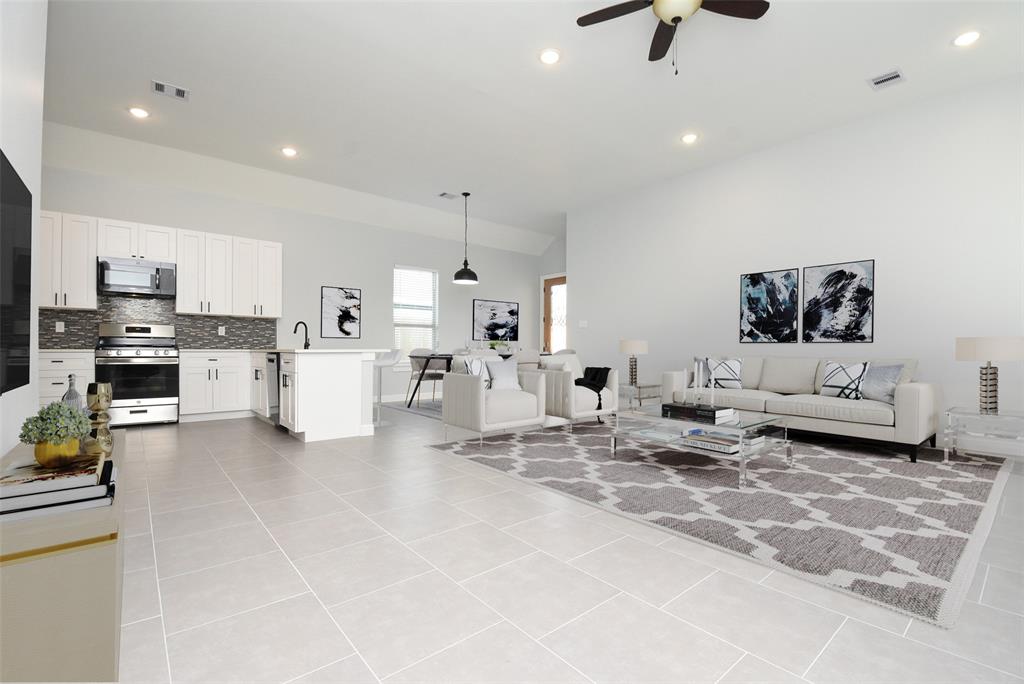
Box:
[138,224,177,262]
[60,214,98,309]
[179,367,213,414]
[257,241,283,318]
[176,229,205,314]
[38,211,62,308]
[97,218,138,259]
[204,233,233,315]
[231,237,259,317]
[212,366,249,411]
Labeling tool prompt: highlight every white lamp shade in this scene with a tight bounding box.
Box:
[619,339,648,355]
[955,337,1024,362]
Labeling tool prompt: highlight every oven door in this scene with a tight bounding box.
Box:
[95,358,180,407]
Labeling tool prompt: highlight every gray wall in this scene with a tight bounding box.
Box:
[42,166,546,398]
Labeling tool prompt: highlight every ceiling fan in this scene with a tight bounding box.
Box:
[577,0,770,62]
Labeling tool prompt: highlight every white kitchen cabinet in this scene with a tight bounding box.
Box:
[176,229,205,314]
[138,224,177,261]
[279,369,297,431]
[38,352,95,407]
[232,237,259,317]
[97,218,137,259]
[257,241,283,318]
[38,212,97,310]
[203,233,233,315]
[179,352,251,415]
[250,353,269,418]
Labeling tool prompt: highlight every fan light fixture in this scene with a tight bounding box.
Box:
[128,107,150,119]
[453,192,478,285]
[539,48,561,65]
[953,31,980,47]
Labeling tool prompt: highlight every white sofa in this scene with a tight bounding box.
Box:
[442,370,546,442]
[537,354,619,430]
[662,356,941,460]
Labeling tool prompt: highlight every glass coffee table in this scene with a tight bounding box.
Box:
[611,411,793,488]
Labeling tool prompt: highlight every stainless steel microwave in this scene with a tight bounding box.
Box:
[97,257,176,298]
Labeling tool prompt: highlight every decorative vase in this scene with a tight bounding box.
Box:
[34,439,81,468]
[84,382,114,456]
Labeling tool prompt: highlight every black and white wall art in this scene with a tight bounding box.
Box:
[472,299,519,342]
[739,268,799,343]
[802,260,874,343]
[321,286,361,339]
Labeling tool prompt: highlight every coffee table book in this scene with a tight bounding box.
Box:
[662,402,737,425]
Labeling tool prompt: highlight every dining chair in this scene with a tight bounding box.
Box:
[406,348,447,407]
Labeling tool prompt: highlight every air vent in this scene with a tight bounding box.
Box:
[438,192,458,200]
[868,69,905,90]
[151,80,190,101]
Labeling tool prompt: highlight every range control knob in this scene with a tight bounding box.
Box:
[136,350,142,356]
[115,350,122,356]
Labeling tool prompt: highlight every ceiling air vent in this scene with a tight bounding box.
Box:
[438,192,458,200]
[151,80,190,101]
[868,69,905,91]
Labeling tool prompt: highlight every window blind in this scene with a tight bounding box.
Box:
[393,267,438,354]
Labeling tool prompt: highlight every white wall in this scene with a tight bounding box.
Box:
[42,160,544,399]
[0,0,48,452]
[567,77,1024,414]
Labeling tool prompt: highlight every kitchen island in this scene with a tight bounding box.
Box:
[269,349,387,442]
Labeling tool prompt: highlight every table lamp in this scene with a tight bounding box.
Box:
[955,337,1024,414]
[619,340,648,387]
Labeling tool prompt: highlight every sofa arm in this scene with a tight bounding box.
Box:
[536,368,573,418]
[518,370,547,419]
[442,373,486,432]
[604,369,619,412]
[894,382,942,445]
[662,371,690,404]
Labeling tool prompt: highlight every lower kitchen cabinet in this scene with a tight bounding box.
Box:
[179,352,251,415]
[38,351,95,407]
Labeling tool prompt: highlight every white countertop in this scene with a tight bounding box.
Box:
[266,348,389,354]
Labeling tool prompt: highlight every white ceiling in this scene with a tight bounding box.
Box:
[43,0,1023,242]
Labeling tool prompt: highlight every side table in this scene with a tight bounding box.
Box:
[620,382,662,411]
[944,407,1024,462]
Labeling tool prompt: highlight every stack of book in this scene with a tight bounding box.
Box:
[0,452,116,521]
[679,430,765,455]
[662,402,737,425]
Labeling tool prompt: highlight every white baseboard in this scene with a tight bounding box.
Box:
[179,410,256,423]
[380,392,443,404]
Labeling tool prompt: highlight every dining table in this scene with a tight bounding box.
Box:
[406,352,454,408]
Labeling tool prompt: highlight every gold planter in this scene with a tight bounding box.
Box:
[84,382,115,456]
[34,439,81,468]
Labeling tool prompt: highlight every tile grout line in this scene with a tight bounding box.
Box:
[559,534,629,564]
[202,442,384,684]
[378,618,506,681]
[163,590,312,638]
[711,652,747,684]
[978,562,992,603]
[657,569,720,609]
[801,616,847,678]
[533,591,625,642]
[455,550,542,585]
[157,549,281,582]
[323,569,438,610]
[280,654,361,684]
[138,438,175,684]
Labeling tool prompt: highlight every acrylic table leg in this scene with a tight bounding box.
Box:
[738,444,748,488]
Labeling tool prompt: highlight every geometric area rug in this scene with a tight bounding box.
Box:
[430,420,1010,628]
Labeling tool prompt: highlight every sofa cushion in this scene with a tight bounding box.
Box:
[575,386,613,413]
[673,389,783,413]
[740,357,763,389]
[814,358,917,393]
[765,394,895,426]
[485,389,537,424]
[759,358,819,395]
[819,361,868,400]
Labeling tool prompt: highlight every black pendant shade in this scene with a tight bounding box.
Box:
[453,191,478,285]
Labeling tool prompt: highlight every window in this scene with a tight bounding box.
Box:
[393,266,439,355]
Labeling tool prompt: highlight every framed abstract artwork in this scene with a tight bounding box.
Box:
[739,269,799,343]
[802,260,874,343]
[321,286,361,339]
[472,299,519,342]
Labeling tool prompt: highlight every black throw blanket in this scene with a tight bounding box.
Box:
[575,367,611,410]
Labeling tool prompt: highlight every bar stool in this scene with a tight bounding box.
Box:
[374,349,402,425]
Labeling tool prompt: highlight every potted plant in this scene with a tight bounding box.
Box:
[19,402,92,468]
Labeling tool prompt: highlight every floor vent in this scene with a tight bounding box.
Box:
[151,80,190,101]
[868,69,905,90]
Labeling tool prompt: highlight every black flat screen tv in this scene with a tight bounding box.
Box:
[1,150,33,395]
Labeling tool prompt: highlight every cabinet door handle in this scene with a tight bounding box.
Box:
[200,301,203,312]
[54,292,57,306]
[63,293,67,305]
[50,360,63,363]
[216,369,219,380]
[51,382,64,385]
[260,305,263,315]
[254,368,259,381]
[208,301,211,312]
[253,304,257,315]
[208,369,211,381]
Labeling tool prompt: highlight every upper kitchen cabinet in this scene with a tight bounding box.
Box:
[38,211,98,310]
[233,238,282,318]
[204,232,233,315]
[98,219,176,262]
[176,230,232,315]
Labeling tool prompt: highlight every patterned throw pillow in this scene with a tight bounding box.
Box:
[705,358,743,390]
[820,361,869,399]
[465,357,491,388]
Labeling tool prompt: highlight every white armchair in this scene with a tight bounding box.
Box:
[537,354,618,430]
[442,370,546,443]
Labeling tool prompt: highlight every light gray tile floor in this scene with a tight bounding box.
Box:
[118,409,1024,683]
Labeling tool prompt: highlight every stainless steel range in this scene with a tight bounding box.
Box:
[95,323,179,426]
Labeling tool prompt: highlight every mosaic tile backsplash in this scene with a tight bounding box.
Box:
[39,296,278,350]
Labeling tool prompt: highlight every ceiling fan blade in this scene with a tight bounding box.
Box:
[648,20,676,61]
[576,0,651,27]
[699,0,770,20]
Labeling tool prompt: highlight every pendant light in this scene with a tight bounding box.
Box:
[453,191,479,285]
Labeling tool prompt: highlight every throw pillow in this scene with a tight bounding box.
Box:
[861,363,903,405]
[465,357,491,388]
[486,358,522,391]
[705,358,743,390]
[820,361,869,400]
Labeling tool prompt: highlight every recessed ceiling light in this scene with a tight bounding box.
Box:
[680,132,699,145]
[128,107,149,119]
[281,146,298,158]
[953,31,980,47]
[539,48,561,65]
